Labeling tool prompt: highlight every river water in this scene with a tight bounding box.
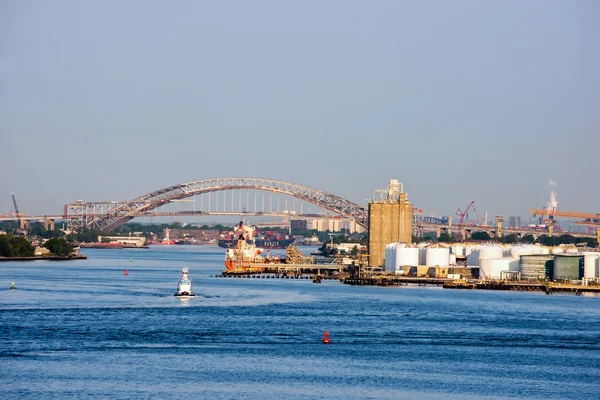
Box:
[1,246,600,399]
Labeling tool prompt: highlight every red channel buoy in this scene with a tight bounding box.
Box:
[124,269,129,276]
[322,330,330,344]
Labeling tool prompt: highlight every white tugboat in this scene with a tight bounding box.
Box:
[174,267,196,298]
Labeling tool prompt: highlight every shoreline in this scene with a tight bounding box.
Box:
[0,255,87,262]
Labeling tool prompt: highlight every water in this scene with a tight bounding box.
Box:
[2,246,600,399]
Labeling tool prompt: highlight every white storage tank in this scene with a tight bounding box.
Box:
[452,245,464,256]
[449,254,457,265]
[394,246,419,271]
[426,247,450,267]
[479,245,503,260]
[540,247,551,255]
[583,253,600,279]
[418,247,427,266]
[510,245,545,259]
[479,258,519,280]
[385,243,396,270]
[464,245,474,257]
[467,248,480,266]
[551,247,564,255]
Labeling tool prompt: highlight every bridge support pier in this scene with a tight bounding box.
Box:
[43,219,55,231]
[20,220,30,230]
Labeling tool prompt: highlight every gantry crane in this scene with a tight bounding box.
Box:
[495,216,504,238]
[530,208,600,243]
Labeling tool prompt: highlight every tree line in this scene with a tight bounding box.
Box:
[0,235,74,257]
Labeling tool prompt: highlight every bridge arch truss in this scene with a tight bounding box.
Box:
[65,177,368,232]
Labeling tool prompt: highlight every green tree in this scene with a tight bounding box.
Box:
[502,233,519,244]
[558,234,576,245]
[10,236,35,257]
[0,235,14,257]
[471,231,491,241]
[437,232,453,242]
[521,234,535,244]
[29,222,46,237]
[351,245,359,256]
[536,235,555,246]
[44,238,74,256]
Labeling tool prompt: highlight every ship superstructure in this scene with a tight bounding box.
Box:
[174,267,196,298]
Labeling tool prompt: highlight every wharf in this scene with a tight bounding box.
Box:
[216,274,339,281]
[343,276,448,286]
[444,280,600,294]
[222,263,342,277]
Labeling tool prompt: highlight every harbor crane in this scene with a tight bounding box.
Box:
[456,201,475,226]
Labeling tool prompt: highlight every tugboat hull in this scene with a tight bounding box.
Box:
[174,267,196,299]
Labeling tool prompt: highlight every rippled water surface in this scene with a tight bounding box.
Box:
[2,246,600,399]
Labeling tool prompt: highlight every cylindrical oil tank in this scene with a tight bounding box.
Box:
[426,247,450,267]
[385,243,396,270]
[452,245,464,256]
[449,254,457,265]
[511,245,544,259]
[553,255,584,281]
[479,258,519,280]
[418,247,427,266]
[466,248,479,266]
[394,246,419,271]
[583,253,600,279]
[520,255,554,280]
[479,245,503,260]
[464,245,473,257]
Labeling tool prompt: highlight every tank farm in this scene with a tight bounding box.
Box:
[216,180,600,294]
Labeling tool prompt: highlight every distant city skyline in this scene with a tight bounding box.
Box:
[1,0,598,220]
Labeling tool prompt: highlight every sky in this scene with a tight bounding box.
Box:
[1,0,599,222]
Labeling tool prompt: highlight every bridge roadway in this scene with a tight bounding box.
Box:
[0,211,339,222]
[1,213,597,239]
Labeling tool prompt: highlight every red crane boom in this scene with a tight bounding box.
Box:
[456,201,476,226]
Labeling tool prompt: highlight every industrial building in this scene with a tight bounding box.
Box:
[368,179,412,267]
[290,218,366,233]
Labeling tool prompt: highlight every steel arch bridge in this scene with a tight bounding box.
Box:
[65,177,368,232]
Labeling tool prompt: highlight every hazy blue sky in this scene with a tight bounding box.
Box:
[1,0,598,220]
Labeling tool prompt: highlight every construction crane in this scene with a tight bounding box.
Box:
[11,193,22,230]
[456,201,475,226]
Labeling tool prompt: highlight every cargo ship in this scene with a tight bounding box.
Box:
[218,221,294,249]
